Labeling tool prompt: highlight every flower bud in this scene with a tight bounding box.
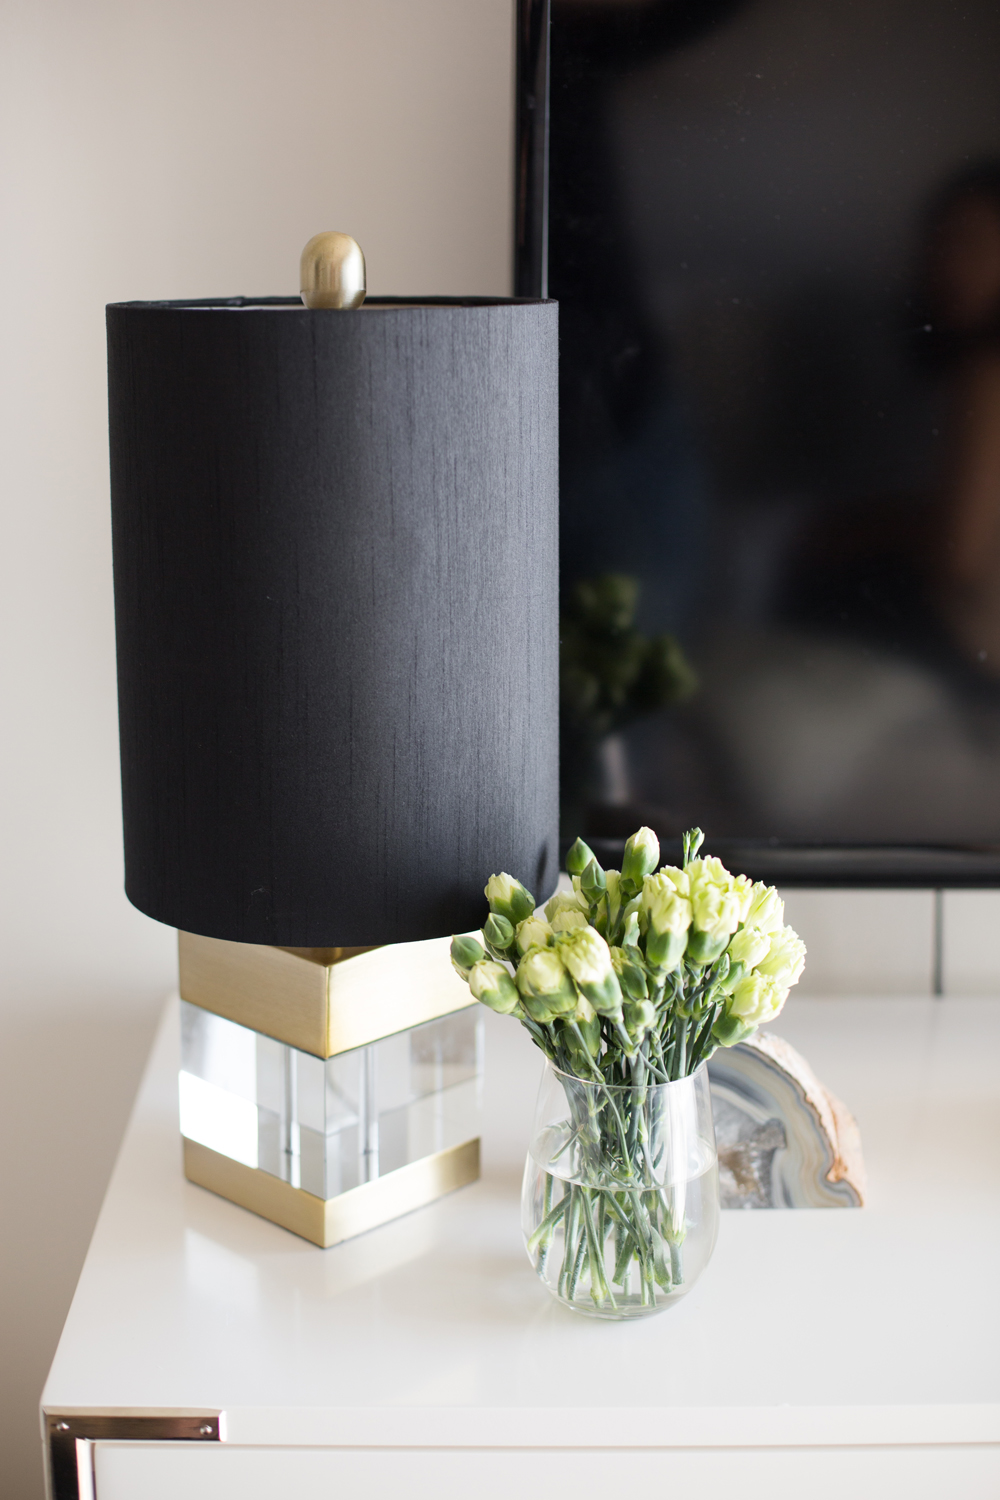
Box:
[515,914,554,954]
[450,933,486,980]
[700,952,733,1012]
[557,927,623,1017]
[565,837,597,878]
[483,912,515,956]
[623,887,644,911]
[573,993,597,1026]
[520,994,557,1023]
[624,996,656,1042]
[577,1010,602,1057]
[682,826,705,866]
[558,1008,601,1069]
[621,825,660,896]
[484,872,536,925]
[580,857,607,907]
[516,947,578,1016]
[685,929,727,965]
[610,945,649,1001]
[468,960,520,1015]
[649,928,688,971]
[712,1012,755,1048]
[604,869,622,922]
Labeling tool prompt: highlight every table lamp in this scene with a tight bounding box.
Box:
[107,234,558,1244]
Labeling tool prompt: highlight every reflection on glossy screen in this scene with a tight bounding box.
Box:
[551,0,1000,850]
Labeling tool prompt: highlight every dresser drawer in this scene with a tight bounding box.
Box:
[94,1441,1000,1500]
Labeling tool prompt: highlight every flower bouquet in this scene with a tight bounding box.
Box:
[451,827,806,1319]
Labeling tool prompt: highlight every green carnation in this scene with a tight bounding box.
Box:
[515,915,554,954]
[686,856,752,963]
[621,825,660,896]
[756,926,806,993]
[485,872,535,925]
[468,960,520,1015]
[640,869,692,971]
[516,947,577,1018]
[557,926,623,1018]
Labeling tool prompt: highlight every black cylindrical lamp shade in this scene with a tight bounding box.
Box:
[107,296,558,946]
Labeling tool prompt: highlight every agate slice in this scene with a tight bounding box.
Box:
[708,1034,866,1209]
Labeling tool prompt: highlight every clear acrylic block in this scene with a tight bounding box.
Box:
[180,1000,483,1200]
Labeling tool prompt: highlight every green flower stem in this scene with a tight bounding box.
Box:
[626,1074,644,1162]
[527,1190,567,1256]
[542,1164,688,1310]
[689,1000,723,1070]
[537,981,710,1312]
[612,1222,635,1286]
[520,1017,554,1056]
[674,1014,688,1080]
[567,1204,588,1300]
[550,1126,581,1165]
[558,1189,580,1301]
[600,1189,632,1235]
[625,1186,657,1276]
[614,1019,637,1057]
[642,1035,670,1083]
[579,1187,616,1309]
[596,1189,608,1257]
[640,1251,655,1306]
[568,1022,636,1164]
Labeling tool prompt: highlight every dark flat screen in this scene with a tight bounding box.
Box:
[522,0,1000,879]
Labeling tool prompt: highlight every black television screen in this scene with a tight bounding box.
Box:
[517,0,1000,883]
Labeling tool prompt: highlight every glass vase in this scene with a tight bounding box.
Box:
[521,1061,719,1320]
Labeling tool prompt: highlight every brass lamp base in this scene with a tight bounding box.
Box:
[178,930,478,1058]
[178,934,483,1247]
[184,1136,480,1248]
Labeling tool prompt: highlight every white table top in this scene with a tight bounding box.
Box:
[42,994,1000,1449]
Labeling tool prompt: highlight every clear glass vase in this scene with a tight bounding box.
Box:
[521,1061,719,1319]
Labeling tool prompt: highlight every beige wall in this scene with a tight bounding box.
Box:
[0,3,513,1495]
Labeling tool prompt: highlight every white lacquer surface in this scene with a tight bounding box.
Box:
[43,996,1000,1454]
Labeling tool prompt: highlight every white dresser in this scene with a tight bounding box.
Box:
[41,995,1000,1498]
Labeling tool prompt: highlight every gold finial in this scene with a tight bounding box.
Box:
[300,232,366,309]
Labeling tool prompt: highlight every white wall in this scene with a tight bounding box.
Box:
[0,4,513,1495]
[782,890,937,995]
[780,890,1000,996]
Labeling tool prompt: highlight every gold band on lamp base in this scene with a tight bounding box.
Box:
[183,1136,481,1248]
[178,931,478,1059]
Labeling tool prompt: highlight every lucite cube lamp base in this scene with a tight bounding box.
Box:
[178,934,483,1247]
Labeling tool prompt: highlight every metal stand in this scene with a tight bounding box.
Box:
[933,889,945,998]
